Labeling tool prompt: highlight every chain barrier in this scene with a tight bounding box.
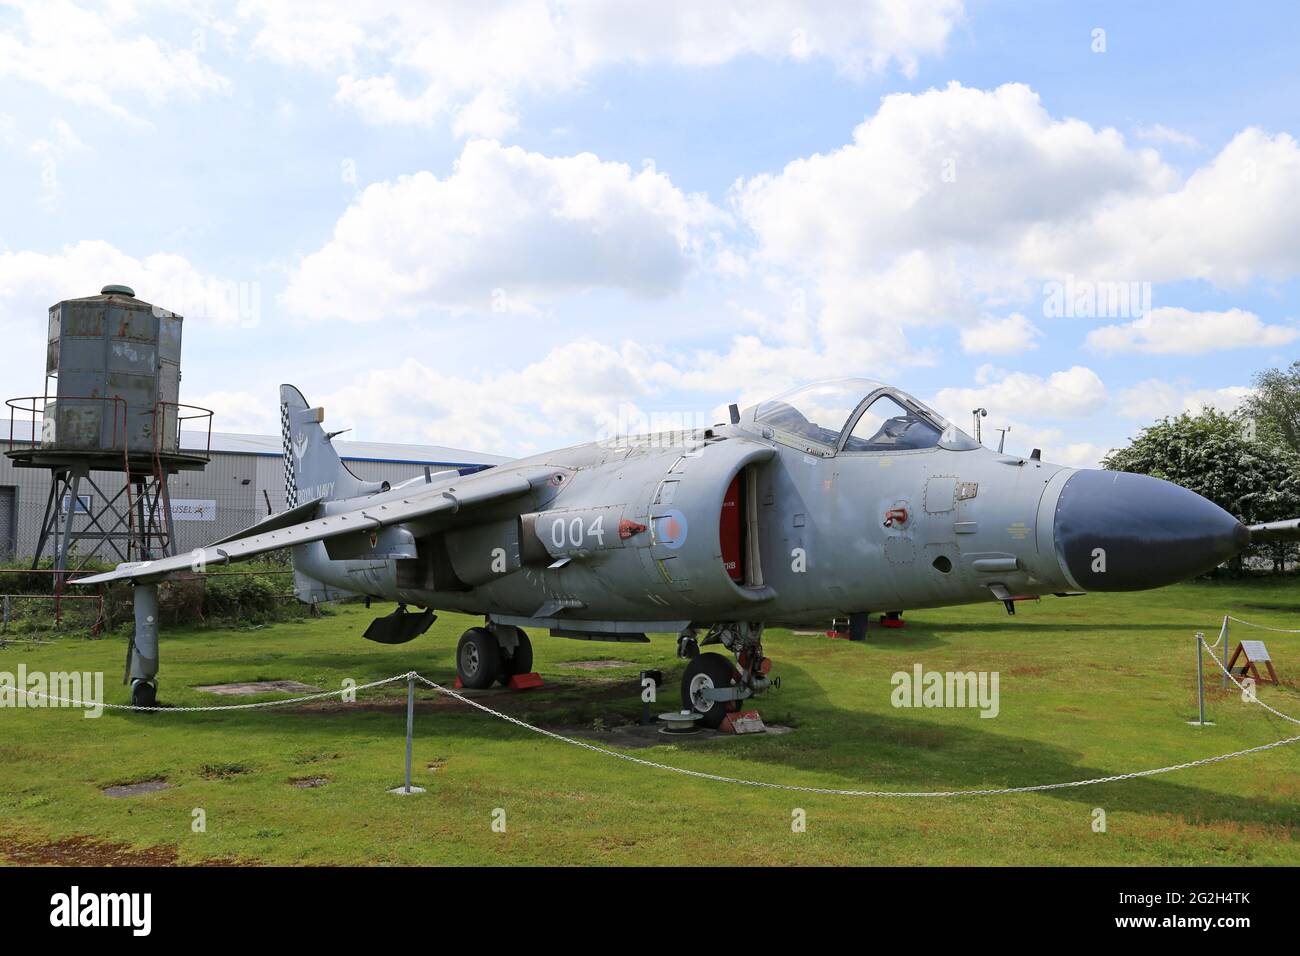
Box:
[1225,614,1300,634]
[411,667,1300,798]
[5,674,408,712]
[8,629,1298,796]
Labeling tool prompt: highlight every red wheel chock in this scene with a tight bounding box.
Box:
[720,710,765,735]
[508,672,544,690]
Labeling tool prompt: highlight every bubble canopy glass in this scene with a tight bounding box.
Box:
[749,378,979,454]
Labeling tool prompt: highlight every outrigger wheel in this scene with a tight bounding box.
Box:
[681,652,741,729]
[130,679,157,709]
[456,627,502,689]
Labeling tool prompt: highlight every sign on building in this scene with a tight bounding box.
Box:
[172,499,218,521]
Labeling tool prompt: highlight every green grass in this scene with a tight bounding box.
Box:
[1,579,1298,865]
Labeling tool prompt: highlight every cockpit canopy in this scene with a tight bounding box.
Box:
[748,378,979,455]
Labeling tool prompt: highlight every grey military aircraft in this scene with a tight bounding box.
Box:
[79,379,1298,721]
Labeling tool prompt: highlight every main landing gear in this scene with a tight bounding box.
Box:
[455,624,534,689]
[677,623,775,728]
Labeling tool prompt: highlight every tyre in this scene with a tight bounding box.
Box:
[495,627,533,686]
[680,653,741,728]
[130,680,157,709]
[456,628,501,689]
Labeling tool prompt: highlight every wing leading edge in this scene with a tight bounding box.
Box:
[71,466,553,586]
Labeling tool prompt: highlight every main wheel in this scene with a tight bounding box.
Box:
[495,627,533,686]
[456,628,502,689]
[681,653,741,728]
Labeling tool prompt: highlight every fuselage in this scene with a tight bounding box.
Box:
[292,389,1247,632]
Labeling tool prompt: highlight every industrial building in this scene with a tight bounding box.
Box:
[0,430,508,563]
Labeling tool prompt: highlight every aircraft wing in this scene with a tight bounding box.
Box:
[1249,518,1300,542]
[71,466,553,586]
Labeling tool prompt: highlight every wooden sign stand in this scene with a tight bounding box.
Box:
[1227,640,1279,685]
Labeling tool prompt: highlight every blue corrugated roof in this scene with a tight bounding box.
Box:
[180,431,510,467]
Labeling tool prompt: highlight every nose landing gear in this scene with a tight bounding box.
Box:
[678,623,773,728]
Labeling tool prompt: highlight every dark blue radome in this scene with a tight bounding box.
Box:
[1053,469,1249,591]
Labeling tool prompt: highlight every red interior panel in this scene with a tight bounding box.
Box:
[720,472,743,582]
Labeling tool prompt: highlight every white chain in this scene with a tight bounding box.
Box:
[7,673,409,712]
[1225,615,1300,634]
[12,644,1299,796]
[413,674,1300,798]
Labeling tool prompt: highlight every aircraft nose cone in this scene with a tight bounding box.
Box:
[1053,470,1249,591]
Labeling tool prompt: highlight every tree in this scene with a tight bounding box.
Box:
[1242,360,1300,456]
[1102,408,1300,572]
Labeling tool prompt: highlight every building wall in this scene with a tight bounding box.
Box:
[0,442,460,564]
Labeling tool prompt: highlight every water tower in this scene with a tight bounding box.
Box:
[5,285,212,580]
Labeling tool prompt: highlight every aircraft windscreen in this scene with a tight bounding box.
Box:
[843,394,942,451]
[753,379,982,452]
[752,379,882,449]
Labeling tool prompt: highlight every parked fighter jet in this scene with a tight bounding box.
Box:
[78,379,1298,720]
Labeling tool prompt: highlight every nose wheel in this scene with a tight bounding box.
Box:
[680,653,741,728]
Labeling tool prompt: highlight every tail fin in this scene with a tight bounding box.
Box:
[279,384,383,507]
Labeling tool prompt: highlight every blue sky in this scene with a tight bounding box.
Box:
[1,1,1297,462]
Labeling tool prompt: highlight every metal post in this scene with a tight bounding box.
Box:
[1196,632,1205,724]
[1188,631,1213,726]
[1221,615,1231,690]
[389,672,425,795]
[405,674,414,793]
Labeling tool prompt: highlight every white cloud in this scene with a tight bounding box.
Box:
[736,83,1168,276]
[733,82,1174,343]
[283,140,724,321]
[0,240,257,330]
[1135,124,1199,148]
[1117,380,1253,421]
[733,82,1300,359]
[184,389,278,435]
[0,0,229,119]
[241,0,963,132]
[932,366,1107,423]
[1085,306,1299,354]
[316,340,675,454]
[27,118,87,208]
[959,313,1042,354]
[451,89,519,140]
[1025,128,1300,286]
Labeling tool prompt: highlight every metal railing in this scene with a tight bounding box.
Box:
[6,394,129,456]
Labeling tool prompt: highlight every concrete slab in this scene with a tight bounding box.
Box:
[102,779,171,798]
[195,680,323,696]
